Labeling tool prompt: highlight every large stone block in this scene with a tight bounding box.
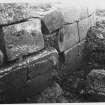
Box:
[56,5,89,23]
[41,8,64,34]
[2,18,44,61]
[28,47,58,79]
[58,23,79,52]
[0,3,42,25]
[63,40,85,73]
[78,17,91,41]
[36,82,68,103]
[0,66,27,98]
[22,71,54,97]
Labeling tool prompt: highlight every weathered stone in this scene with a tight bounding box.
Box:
[43,32,60,51]
[35,82,68,103]
[87,69,105,101]
[28,47,58,79]
[2,18,44,61]
[0,50,4,66]
[0,47,58,99]
[56,5,89,23]
[41,9,64,34]
[0,3,42,25]
[63,40,85,73]
[58,23,79,52]
[22,71,54,98]
[0,67,27,98]
[79,17,91,41]
[85,25,105,64]
[87,69,105,92]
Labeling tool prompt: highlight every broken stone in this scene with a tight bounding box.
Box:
[35,82,68,103]
[41,8,64,34]
[2,18,44,61]
[87,69,105,95]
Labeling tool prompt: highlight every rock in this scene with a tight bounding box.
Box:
[63,40,85,73]
[35,82,68,103]
[41,8,64,34]
[0,47,58,99]
[56,5,89,23]
[27,47,58,80]
[85,25,105,64]
[87,69,105,95]
[0,50,4,66]
[58,23,79,52]
[79,17,91,41]
[2,18,44,61]
[0,3,45,25]
[43,32,59,51]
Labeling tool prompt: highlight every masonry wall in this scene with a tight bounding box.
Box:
[0,3,96,101]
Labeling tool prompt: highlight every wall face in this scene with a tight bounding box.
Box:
[0,3,96,101]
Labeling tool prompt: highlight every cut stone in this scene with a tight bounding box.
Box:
[63,40,85,73]
[41,8,64,34]
[58,23,79,52]
[79,17,91,41]
[0,47,58,98]
[27,47,58,79]
[2,18,44,61]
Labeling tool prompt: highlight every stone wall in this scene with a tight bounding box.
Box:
[0,3,96,102]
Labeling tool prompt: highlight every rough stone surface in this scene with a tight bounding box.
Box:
[0,3,45,25]
[0,47,58,99]
[2,18,44,61]
[43,32,59,51]
[87,69,105,97]
[85,24,105,64]
[41,9,64,34]
[35,82,68,103]
[58,23,79,52]
[79,17,91,41]
[22,71,54,98]
[0,50,4,66]
[28,47,58,79]
[56,5,89,23]
[63,40,85,73]
[0,67,27,99]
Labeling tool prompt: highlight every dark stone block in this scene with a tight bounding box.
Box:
[41,9,64,34]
